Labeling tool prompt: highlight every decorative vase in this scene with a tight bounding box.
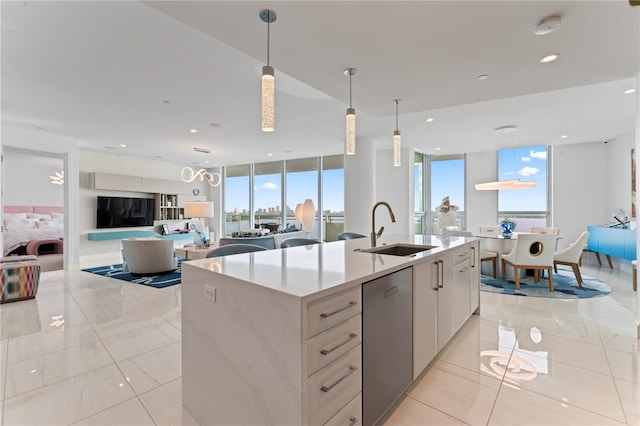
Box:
[499,218,516,239]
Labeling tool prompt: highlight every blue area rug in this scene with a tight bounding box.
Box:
[481,269,611,299]
[82,259,183,288]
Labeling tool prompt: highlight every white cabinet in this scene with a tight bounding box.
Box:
[469,242,480,314]
[435,250,455,352]
[155,193,207,221]
[413,261,438,378]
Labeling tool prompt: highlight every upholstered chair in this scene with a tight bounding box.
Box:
[205,244,268,258]
[501,233,557,291]
[121,239,177,275]
[337,232,366,240]
[281,238,322,248]
[444,229,498,278]
[553,231,589,286]
[531,227,560,235]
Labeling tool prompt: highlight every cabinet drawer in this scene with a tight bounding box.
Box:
[307,287,361,338]
[324,393,362,426]
[306,315,361,377]
[453,247,471,262]
[306,345,362,426]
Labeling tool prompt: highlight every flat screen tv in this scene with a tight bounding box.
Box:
[96,196,155,229]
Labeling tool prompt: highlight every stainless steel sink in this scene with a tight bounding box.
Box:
[360,243,437,257]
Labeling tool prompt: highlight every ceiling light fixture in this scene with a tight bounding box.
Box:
[475,125,536,190]
[260,9,277,132]
[49,170,64,185]
[393,99,402,167]
[190,129,198,133]
[426,117,434,123]
[624,88,637,94]
[540,53,559,63]
[344,67,357,155]
[193,147,211,154]
[477,74,488,80]
[181,167,221,187]
[560,135,568,139]
[120,144,127,148]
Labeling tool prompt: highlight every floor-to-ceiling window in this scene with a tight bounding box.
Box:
[498,145,550,231]
[224,164,250,235]
[430,154,465,234]
[322,155,344,241]
[414,152,426,234]
[286,157,319,239]
[223,155,342,240]
[254,161,283,230]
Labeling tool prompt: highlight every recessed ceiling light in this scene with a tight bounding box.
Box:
[205,160,210,164]
[120,144,127,148]
[477,74,488,80]
[435,147,441,151]
[162,100,171,104]
[209,123,223,128]
[153,155,164,159]
[104,146,116,150]
[193,147,211,154]
[425,117,434,123]
[624,88,636,94]
[267,153,273,156]
[560,135,568,139]
[190,129,198,133]
[540,53,559,63]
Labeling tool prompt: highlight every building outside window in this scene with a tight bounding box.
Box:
[224,164,250,235]
[322,155,345,241]
[254,161,283,231]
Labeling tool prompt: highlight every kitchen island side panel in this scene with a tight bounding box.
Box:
[182,263,304,425]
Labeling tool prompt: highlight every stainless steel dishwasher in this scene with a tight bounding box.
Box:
[362,266,413,425]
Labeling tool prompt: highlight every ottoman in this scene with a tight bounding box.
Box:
[26,238,63,255]
[1,255,41,303]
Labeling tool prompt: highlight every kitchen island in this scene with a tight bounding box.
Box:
[181,234,480,426]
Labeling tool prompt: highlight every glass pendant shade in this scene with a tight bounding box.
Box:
[393,130,401,167]
[346,108,356,155]
[261,65,275,132]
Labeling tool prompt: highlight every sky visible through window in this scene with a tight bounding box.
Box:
[225,168,344,215]
[498,146,547,211]
[431,158,465,211]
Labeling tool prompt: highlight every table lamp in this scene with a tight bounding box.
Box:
[184,201,214,247]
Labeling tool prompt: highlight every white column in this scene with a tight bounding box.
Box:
[344,138,375,236]
[375,147,414,235]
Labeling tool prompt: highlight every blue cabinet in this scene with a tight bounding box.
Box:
[587,226,637,261]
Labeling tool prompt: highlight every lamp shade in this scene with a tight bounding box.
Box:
[184,201,214,219]
[295,203,304,223]
[301,199,315,232]
[261,66,275,132]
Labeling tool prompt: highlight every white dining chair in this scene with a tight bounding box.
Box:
[553,231,589,286]
[501,233,557,291]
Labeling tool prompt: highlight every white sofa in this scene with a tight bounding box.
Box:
[121,238,177,275]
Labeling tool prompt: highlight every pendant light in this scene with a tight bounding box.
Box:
[393,99,402,167]
[344,68,356,155]
[260,9,277,132]
[475,125,537,190]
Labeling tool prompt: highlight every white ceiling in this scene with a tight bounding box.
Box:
[2,1,638,167]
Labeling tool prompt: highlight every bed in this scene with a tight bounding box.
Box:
[3,206,64,256]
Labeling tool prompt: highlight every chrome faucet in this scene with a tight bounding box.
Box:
[371,201,396,247]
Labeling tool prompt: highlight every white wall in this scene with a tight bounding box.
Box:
[3,151,64,206]
[552,141,609,249]
[466,151,498,234]
[344,137,376,236]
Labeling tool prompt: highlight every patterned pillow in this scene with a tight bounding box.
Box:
[3,212,27,220]
[36,220,55,229]
[51,212,64,218]
[27,213,52,220]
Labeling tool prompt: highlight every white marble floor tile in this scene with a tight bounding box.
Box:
[382,396,466,425]
[435,334,514,381]
[456,315,519,346]
[598,326,640,354]
[4,339,114,399]
[139,379,198,426]
[88,308,171,340]
[513,332,610,375]
[614,378,640,425]
[408,361,501,425]
[101,323,177,361]
[520,313,602,345]
[509,351,625,422]
[605,347,640,384]
[489,385,625,425]
[72,397,155,426]
[2,364,135,425]
[117,342,181,395]
[7,323,101,363]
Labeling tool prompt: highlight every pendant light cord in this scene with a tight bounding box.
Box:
[395,99,399,131]
[266,12,270,66]
[349,73,353,108]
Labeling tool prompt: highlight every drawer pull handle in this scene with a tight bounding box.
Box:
[320,366,357,393]
[349,416,358,426]
[471,247,476,268]
[320,301,357,318]
[320,333,358,355]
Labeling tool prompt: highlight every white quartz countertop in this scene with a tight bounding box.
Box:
[183,234,475,300]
